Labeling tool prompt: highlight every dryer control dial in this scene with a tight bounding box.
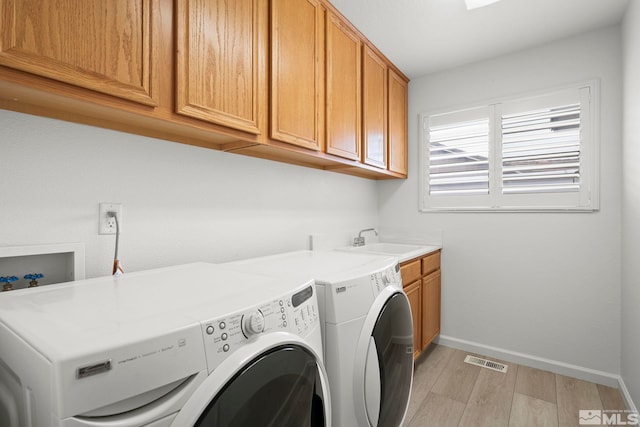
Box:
[242,310,265,337]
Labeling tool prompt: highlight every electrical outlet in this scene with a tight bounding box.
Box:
[99,203,123,235]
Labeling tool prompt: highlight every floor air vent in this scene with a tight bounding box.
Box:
[464,355,508,373]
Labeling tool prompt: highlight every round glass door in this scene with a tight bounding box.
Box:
[194,345,326,427]
[365,292,414,427]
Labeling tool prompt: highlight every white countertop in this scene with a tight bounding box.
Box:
[336,242,441,263]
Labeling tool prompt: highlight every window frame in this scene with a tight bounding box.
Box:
[419,80,600,213]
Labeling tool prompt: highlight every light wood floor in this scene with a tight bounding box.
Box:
[406,344,627,427]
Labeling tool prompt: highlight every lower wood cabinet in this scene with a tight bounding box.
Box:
[404,279,422,359]
[400,250,441,359]
[422,269,441,349]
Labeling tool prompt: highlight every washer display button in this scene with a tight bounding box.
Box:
[206,325,214,335]
[219,322,226,330]
[221,333,228,341]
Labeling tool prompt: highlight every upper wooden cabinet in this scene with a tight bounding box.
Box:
[176,0,264,135]
[270,0,324,151]
[388,68,409,175]
[0,0,157,106]
[362,46,388,169]
[0,0,409,179]
[325,13,361,161]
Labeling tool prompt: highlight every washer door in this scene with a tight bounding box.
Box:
[191,345,326,427]
[356,291,414,427]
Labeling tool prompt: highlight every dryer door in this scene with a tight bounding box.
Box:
[192,345,326,427]
[361,291,414,427]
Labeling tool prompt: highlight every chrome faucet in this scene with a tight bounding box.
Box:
[353,228,378,247]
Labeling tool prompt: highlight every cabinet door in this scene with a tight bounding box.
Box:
[0,0,157,106]
[362,46,388,168]
[404,280,422,360]
[422,271,441,350]
[270,0,324,150]
[325,13,360,160]
[388,69,408,175]
[176,0,263,134]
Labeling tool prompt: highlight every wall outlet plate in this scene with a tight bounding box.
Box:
[99,203,122,235]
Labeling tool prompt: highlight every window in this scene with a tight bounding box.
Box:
[420,82,599,211]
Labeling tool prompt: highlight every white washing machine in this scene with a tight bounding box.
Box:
[0,263,330,427]
[224,251,414,427]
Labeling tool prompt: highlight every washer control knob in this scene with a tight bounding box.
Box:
[242,311,265,336]
[376,271,390,286]
[385,269,395,284]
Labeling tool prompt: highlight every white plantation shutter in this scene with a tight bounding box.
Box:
[424,107,493,209]
[428,112,490,196]
[421,83,598,211]
[501,103,581,194]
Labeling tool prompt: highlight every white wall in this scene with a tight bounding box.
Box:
[0,110,379,278]
[622,0,640,407]
[379,27,623,376]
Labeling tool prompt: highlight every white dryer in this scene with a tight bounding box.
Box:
[0,263,330,427]
[225,251,414,427]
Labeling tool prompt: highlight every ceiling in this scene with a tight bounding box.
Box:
[330,0,630,79]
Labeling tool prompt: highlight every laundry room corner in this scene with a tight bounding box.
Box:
[377,24,624,391]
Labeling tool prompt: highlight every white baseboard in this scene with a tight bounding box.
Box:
[617,375,639,415]
[434,336,639,412]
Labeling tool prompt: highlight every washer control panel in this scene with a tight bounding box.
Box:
[200,284,319,373]
[370,263,402,294]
